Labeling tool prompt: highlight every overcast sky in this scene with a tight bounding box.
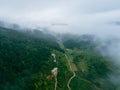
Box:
[0,0,120,36]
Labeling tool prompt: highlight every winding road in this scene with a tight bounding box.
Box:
[57,40,102,90]
[65,54,76,90]
[58,40,76,90]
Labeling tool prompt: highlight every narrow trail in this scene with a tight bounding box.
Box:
[65,54,76,90]
[54,55,58,90]
[54,77,57,90]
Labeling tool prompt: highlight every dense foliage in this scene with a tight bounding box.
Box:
[72,50,115,90]
[62,34,96,51]
[0,27,118,90]
[63,34,117,90]
[0,27,70,90]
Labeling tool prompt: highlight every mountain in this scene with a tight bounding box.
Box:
[0,26,119,90]
[0,26,71,90]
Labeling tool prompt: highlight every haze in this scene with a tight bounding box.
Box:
[0,0,120,36]
[1,0,120,88]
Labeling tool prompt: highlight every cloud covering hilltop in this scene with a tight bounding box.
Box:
[0,0,120,36]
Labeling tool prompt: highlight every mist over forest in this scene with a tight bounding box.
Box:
[1,0,120,90]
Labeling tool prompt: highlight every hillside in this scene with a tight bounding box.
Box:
[62,34,118,90]
[0,27,71,90]
[0,27,118,90]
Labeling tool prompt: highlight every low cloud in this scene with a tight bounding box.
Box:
[1,0,120,37]
[1,0,120,88]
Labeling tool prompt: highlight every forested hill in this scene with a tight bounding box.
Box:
[0,27,61,51]
[0,27,63,90]
[62,34,119,90]
[62,34,97,51]
[0,27,119,90]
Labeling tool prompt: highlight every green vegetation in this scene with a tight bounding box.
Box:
[70,77,97,90]
[0,27,71,90]
[62,34,96,52]
[72,50,115,90]
[62,34,117,90]
[54,51,72,90]
[0,27,118,90]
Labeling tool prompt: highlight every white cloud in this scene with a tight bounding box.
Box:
[0,0,120,36]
